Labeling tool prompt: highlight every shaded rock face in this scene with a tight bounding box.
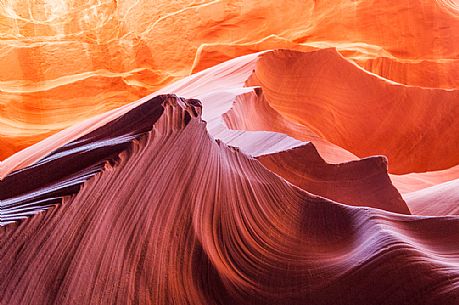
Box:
[0,61,458,304]
[1,93,459,305]
[1,1,459,305]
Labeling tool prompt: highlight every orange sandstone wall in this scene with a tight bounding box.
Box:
[1,0,459,159]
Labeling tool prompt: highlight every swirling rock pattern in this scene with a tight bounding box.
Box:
[1,0,459,158]
[2,94,459,305]
[1,1,459,304]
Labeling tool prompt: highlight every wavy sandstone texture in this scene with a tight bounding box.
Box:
[1,1,459,305]
[1,0,459,159]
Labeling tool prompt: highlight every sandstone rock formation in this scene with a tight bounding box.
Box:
[1,1,459,304]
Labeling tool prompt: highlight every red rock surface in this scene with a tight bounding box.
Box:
[1,1,459,305]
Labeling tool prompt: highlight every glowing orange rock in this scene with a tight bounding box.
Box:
[1,0,459,159]
[1,2,459,303]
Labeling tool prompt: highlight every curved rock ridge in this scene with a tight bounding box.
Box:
[2,94,459,305]
[1,1,458,303]
[0,50,261,178]
[248,48,459,174]
[2,49,415,218]
[257,144,410,215]
[222,88,359,164]
[220,87,409,214]
[3,48,457,214]
[0,94,201,224]
[0,86,407,225]
[11,46,457,173]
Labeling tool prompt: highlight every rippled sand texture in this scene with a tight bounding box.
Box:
[1,1,459,305]
[1,0,459,158]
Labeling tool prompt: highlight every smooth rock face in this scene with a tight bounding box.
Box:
[1,1,459,305]
[2,94,459,305]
